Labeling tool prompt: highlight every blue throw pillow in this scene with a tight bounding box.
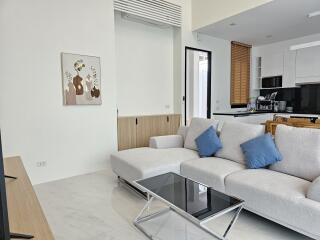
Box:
[240,133,282,169]
[195,126,222,158]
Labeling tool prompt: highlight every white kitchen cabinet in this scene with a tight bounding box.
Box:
[296,45,320,84]
[283,49,297,88]
[261,52,284,78]
[213,114,274,129]
[235,114,273,124]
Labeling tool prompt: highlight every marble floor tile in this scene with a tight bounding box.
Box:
[34,168,312,240]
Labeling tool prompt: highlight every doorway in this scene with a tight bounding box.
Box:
[184,47,212,125]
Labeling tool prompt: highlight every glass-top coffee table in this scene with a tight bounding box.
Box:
[133,172,244,240]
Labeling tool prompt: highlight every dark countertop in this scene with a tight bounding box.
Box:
[212,111,273,117]
[212,111,319,117]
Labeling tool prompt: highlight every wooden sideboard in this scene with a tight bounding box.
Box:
[117,114,181,150]
[4,156,54,240]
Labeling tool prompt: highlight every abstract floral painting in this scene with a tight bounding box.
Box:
[61,53,102,105]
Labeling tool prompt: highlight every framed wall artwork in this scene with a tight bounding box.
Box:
[61,53,102,105]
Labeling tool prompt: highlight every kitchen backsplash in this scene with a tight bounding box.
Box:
[259,84,320,114]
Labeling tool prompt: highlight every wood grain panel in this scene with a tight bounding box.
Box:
[4,156,54,240]
[136,115,166,147]
[118,114,181,149]
[168,114,181,134]
[136,116,154,148]
[117,117,137,150]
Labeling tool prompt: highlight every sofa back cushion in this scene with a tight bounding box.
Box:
[270,125,320,181]
[215,121,265,164]
[177,126,189,142]
[184,118,219,151]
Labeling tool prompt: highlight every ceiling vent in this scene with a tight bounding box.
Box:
[114,0,182,27]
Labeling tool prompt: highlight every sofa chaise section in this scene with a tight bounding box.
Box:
[110,147,198,183]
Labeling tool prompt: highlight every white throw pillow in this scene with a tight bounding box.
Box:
[270,125,320,181]
[307,176,320,202]
[215,121,265,164]
[184,118,219,151]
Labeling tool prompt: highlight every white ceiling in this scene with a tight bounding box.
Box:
[196,0,320,46]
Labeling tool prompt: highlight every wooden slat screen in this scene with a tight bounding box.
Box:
[230,41,251,106]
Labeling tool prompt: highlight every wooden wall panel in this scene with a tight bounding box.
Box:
[169,114,181,135]
[136,115,168,147]
[136,116,154,148]
[117,117,137,150]
[118,114,181,150]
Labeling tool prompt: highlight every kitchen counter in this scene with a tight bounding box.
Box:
[213,111,280,117]
[212,111,319,117]
[212,111,320,126]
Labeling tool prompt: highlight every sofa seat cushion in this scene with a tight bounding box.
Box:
[180,157,246,193]
[215,121,265,165]
[225,169,320,237]
[270,125,320,181]
[110,147,199,182]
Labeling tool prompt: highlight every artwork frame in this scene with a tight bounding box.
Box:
[61,52,102,105]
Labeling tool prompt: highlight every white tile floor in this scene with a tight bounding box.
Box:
[34,168,312,240]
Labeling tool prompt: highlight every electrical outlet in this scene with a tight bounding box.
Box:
[36,161,47,167]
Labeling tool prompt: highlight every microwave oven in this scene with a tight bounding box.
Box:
[261,76,282,88]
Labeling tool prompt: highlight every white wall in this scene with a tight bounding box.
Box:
[115,13,174,116]
[180,0,233,116]
[0,0,118,184]
[195,34,232,112]
[0,0,244,185]
[191,0,272,30]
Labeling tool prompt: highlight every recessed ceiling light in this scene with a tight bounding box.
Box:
[229,23,237,26]
[266,35,272,38]
[308,10,320,18]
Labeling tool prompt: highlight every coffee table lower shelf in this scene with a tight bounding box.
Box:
[134,195,244,240]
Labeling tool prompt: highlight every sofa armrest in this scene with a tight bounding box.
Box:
[149,135,184,149]
[307,176,320,202]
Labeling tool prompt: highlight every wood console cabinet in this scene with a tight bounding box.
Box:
[4,156,54,240]
[117,114,181,150]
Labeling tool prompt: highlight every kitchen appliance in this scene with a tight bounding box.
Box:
[274,101,279,112]
[261,76,282,89]
[256,97,271,111]
[279,101,287,112]
[286,106,293,113]
[256,92,278,111]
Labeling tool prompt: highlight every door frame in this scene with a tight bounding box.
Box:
[184,46,212,125]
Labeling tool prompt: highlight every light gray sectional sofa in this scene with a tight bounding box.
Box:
[111,118,320,239]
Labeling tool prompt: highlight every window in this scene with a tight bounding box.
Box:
[230,41,251,108]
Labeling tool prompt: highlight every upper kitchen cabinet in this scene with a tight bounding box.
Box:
[296,45,320,84]
[283,49,297,88]
[261,51,284,78]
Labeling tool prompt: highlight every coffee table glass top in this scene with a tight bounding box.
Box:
[136,172,243,221]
